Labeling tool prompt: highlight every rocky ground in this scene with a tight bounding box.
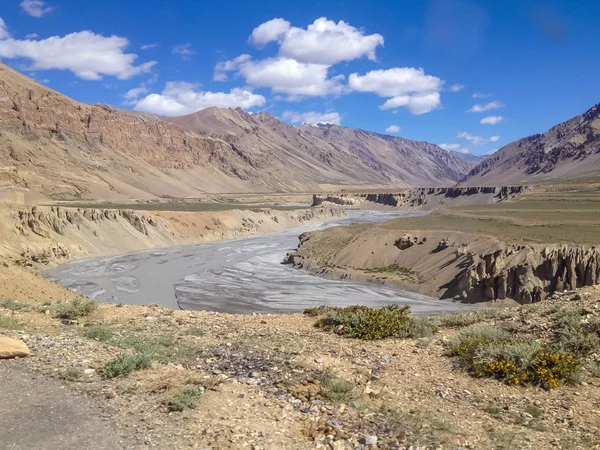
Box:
[1,288,600,449]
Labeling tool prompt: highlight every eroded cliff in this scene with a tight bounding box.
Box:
[284,226,600,304]
[312,186,529,210]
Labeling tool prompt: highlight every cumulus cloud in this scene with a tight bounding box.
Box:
[457,132,499,145]
[480,115,503,125]
[0,18,9,40]
[25,33,39,39]
[250,17,384,65]
[449,84,464,92]
[141,43,157,50]
[473,92,491,98]
[133,81,266,116]
[282,110,341,125]
[172,43,196,60]
[216,55,345,98]
[20,0,53,18]
[385,125,401,133]
[250,18,291,46]
[380,92,441,114]
[468,100,503,112]
[0,30,156,80]
[349,68,443,114]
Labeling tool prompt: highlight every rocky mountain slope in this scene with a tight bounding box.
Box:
[165,110,471,189]
[0,61,470,202]
[461,103,600,185]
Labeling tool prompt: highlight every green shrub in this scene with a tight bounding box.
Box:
[0,314,22,330]
[448,325,580,389]
[314,305,411,340]
[83,325,114,342]
[397,316,439,339]
[162,385,204,412]
[319,375,356,403]
[52,297,97,320]
[553,311,600,356]
[100,353,153,379]
[0,299,29,311]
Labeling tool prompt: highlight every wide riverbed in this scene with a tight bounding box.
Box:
[45,210,470,314]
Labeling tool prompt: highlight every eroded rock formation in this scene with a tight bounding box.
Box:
[456,245,600,303]
[312,186,529,209]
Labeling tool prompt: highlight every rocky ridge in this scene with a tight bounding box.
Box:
[312,186,529,210]
[460,103,600,185]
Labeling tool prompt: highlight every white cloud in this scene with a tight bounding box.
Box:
[250,17,384,65]
[123,86,148,101]
[218,55,345,98]
[349,67,443,114]
[133,81,266,116]
[380,92,441,114]
[439,143,469,153]
[172,43,196,60]
[141,44,157,50]
[0,18,9,40]
[283,110,341,125]
[250,18,291,46]
[480,115,503,125]
[457,132,499,146]
[0,30,156,80]
[473,92,491,98]
[449,84,464,92]
[213,54,252,81]
[25,33,39,39]
[20,0,53,18]
[385,125,401,133]
[468,100,503,112]
[349,68,443,97]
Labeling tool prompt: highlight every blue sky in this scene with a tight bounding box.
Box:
[1,0,599,155]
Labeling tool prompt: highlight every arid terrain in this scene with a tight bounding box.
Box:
[284,182,600,304]
[1,38,600,450]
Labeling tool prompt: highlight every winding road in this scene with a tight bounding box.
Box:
[45,210,469,314]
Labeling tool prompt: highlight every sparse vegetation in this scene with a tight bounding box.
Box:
[83,324,114,342]
[312,305,412,340]
[0,299,30,311]
[162,385,205,412]
[186,327,204,336]
[448,325,581,388]
[101,353,153,379]
[58,367,84,381]
[318,375,356,403]
[0,314,22,330]
[51,297,97,320]
[397,315,438,338]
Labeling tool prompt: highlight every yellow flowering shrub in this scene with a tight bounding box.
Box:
[313,304,412,340]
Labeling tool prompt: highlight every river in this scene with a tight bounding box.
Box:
[44,210,470,314]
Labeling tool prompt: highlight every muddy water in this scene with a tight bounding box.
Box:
[45,211,469,314]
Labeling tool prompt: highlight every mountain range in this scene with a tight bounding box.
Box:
[1,59,599,202]
[0,61,469,202]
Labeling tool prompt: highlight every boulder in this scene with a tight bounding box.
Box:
[0,337,31,359]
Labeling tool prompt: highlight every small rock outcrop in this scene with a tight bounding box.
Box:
[0,337,30,359]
